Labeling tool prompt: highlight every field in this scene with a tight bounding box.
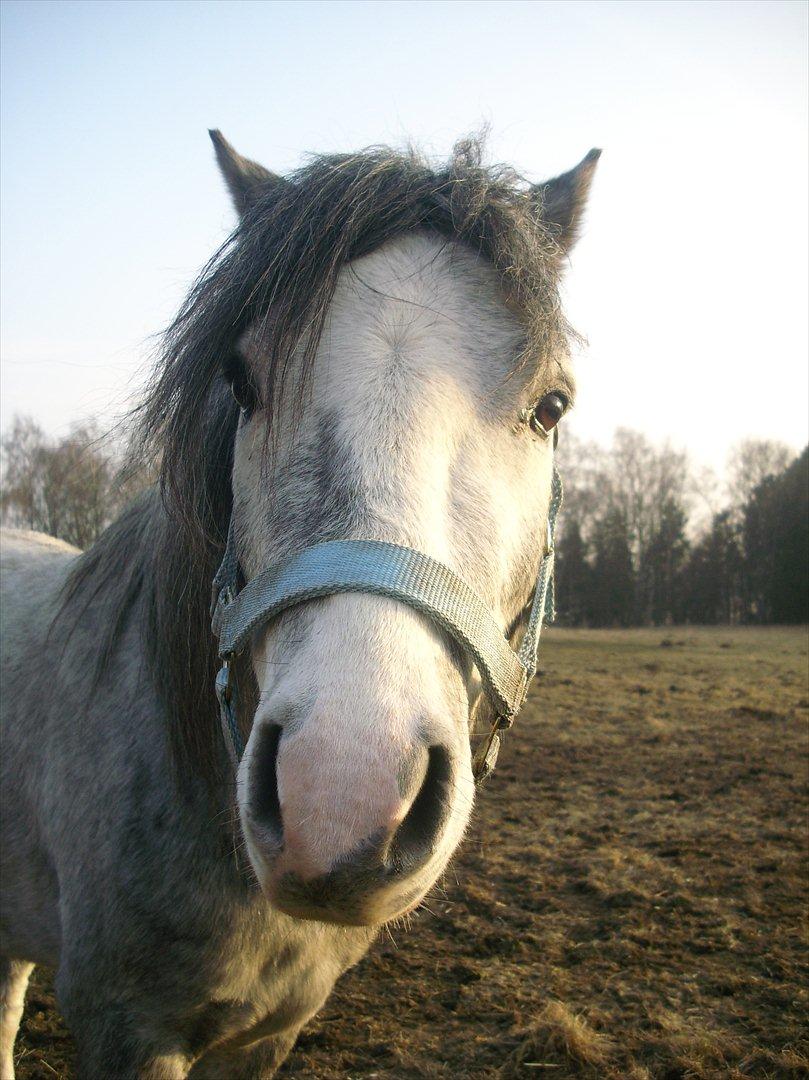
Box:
[14,627,809,1079]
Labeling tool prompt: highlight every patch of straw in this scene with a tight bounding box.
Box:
[506,999,616,1075]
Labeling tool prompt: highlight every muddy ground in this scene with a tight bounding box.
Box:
[13,626,809,1079]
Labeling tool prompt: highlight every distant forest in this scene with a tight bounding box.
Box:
[1,415,807,626]
[555,430,808,626]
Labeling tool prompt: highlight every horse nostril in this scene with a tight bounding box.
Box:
[249,724,283,841]
[388,745,453,874]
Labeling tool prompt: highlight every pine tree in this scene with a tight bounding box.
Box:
[591,508,634,627]
[683,512,743,624]
[646,498,690,624]
[555,518,593,625]
[743,447,808,623]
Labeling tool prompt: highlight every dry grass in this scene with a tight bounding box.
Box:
[14,626,809,1079]
[506,1000,616,1073]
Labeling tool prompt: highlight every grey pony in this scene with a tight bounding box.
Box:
[0,135,597,1079]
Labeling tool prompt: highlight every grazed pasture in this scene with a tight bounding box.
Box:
[15,627,809,1079]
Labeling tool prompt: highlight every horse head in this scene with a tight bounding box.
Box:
[198,134,597,926]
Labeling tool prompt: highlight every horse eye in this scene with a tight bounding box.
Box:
[224,358,258,416]
[531,392,568,436]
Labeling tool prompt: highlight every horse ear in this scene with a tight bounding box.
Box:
[209,129,282,216]
[534,148,601,254]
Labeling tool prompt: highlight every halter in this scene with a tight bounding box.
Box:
[210,468,562,784]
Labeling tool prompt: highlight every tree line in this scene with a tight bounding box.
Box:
[1,414,806,624]
[555,429,808,626]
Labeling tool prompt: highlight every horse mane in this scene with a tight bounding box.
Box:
[62,136,568,787]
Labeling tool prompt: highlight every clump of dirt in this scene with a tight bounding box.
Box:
[14,627,809,1079]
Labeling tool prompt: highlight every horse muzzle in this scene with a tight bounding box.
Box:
[240,714,461,926]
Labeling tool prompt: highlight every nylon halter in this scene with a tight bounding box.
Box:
[210,468,562,784]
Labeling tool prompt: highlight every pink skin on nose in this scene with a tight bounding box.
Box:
[271,731,410,882]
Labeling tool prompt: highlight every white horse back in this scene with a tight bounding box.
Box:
[1,528,79,566]
[0,529,80,662]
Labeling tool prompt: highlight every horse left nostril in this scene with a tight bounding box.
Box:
[387,744,453,873]
[249,723,283,842]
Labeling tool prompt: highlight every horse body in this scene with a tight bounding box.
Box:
[0,135,597,1077]
[1,530,372,1077]
[1,531,77,964]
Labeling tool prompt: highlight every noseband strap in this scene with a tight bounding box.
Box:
[211,469,562,783]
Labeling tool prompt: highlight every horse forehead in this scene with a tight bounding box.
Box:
[321,234,525,389]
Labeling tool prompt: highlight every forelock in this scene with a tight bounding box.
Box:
[135,136,569,553]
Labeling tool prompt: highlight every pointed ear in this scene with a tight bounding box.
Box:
[534,148,601,253]
[208,129,282,216]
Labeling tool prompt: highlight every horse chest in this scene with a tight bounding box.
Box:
[177,918,373,1059]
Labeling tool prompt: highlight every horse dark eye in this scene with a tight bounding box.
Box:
[224,358,258,416]
[531,392,567,435]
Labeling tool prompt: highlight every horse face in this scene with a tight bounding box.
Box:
[213,135,597,926]
[223,236,561,925]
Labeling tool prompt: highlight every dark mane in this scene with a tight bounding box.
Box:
[63,137,569,786]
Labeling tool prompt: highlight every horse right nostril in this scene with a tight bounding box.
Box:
[388,745,453,874]
[249,724,283,841]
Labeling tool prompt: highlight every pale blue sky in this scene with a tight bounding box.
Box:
[1,0,807,469]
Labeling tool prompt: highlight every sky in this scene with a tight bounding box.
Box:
[1,0,807,473]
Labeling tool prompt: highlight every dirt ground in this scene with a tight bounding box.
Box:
[13,626,809,1079]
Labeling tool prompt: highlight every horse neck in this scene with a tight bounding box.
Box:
[60,484,233,789]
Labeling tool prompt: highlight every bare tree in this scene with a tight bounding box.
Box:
[606,429,690,559]
[726,438,795,517]
[0,414,152,549]
[554,431,611,543]
[0,416,46,530]
[556,428,694,624]
[686,462,722,538]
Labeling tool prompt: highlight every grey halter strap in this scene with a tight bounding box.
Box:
[211,469,562,783]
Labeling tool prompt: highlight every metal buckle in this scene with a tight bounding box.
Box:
[215,657,233,707]
[472,730,500,784]
[215,657,243,765]
[471,712,512,783]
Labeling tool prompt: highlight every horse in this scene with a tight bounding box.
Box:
[0,132,598,1078]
